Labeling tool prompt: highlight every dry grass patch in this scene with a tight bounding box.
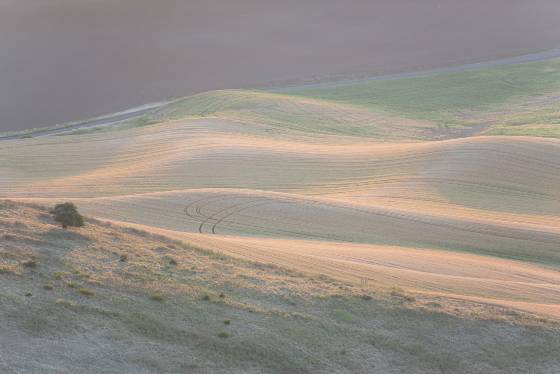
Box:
[53,271,68,280]
[65,282,78,289]
[150,293,164,302]
[78,288,95,297]
[0,263,20,275]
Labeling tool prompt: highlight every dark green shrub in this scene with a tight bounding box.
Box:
[51,202,84,229]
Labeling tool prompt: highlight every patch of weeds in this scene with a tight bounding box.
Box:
[217,332,230,338]
[66,281,78,289]
[150,293,164,302]
[43,284,54,290]
[334,309,353,323]
[0,264,18,274]
[78,288,95,297]
[54,271,67,280]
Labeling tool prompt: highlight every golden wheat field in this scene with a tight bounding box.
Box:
[2,58,560,323]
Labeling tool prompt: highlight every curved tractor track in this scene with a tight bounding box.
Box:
[186,196,274,234]
[174,190,560,268]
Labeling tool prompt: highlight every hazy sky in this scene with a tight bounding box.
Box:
[1,0,560,132]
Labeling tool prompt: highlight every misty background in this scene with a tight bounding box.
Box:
[1,0,559,132]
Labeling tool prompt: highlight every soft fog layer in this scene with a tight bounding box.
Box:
[1,0,559,131]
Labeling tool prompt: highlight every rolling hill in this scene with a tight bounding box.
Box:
[2,57,560,372]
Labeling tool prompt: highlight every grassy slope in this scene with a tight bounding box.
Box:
[280,59,560,137]
[2,201,560,373]
[15,58,560,141]
[152,90,436,140]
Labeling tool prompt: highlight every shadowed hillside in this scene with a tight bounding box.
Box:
[2,201,560,373]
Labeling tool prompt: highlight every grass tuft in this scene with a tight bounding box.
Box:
[0,264,18,274]
[78,288,95,296]
[150,293,164,302]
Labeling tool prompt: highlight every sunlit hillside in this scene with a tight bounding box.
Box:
[2,57,560,372]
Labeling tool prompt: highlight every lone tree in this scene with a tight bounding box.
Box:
[51,202,84,229]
